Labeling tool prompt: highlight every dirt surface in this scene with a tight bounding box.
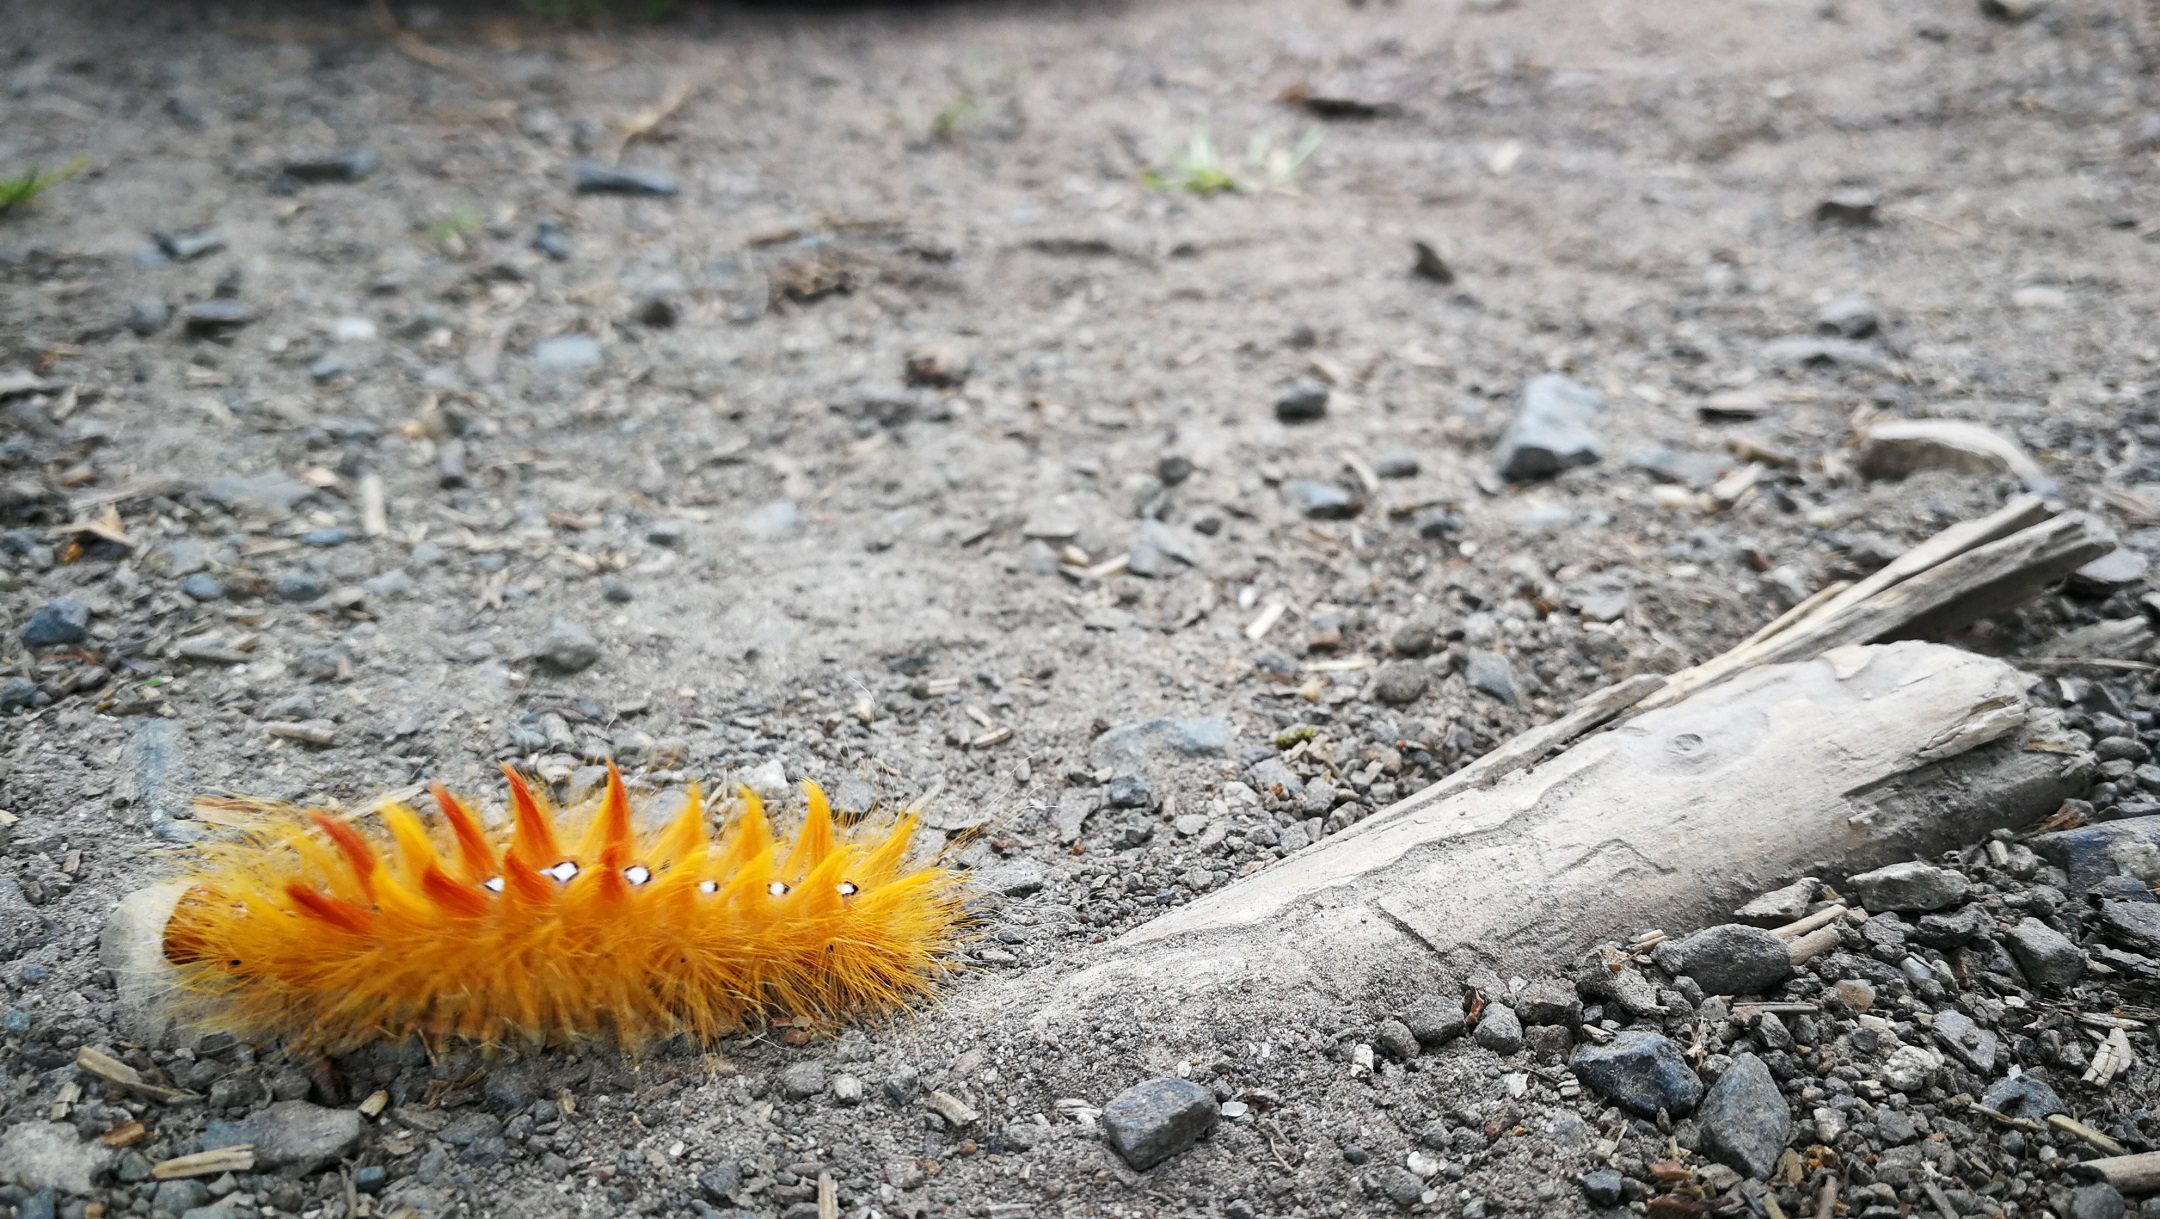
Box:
[7,0,2160,1216]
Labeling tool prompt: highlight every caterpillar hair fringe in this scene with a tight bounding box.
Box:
[160,763,968,1051]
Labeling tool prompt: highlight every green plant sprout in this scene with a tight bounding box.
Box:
[0,157,90,214]
[1143,129,1321,196]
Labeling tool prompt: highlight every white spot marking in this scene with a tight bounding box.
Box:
[698,880,719,894]
[767,881,790,897]
[624,865,652,885]
[837,881,859,897]
[547,861,580,882]
[483,877,505,893]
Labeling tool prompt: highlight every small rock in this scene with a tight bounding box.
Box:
[532,334,604,373]
[1815,296,1880,338]
[1,675,38,712]
[1373,450,1420,478]
[744,500,805,537]
[1579,1168,1624,1206]
[1400,991,1466,1046]
[2072,1184,2128,1219]
[1091,717,1233,765]
[243,1101,364,1174]
[534,619,600,673]
[645,518,688,547]
[1410,240,1454,284]
[1388,621,1438,657]
[778,1061,827,1100]
[273,571,327,603]
[0,1121,115,1192]
[203,471,314,519]
[1760,335,1888,370]
[1516,979,1583,1027]
[1814,189,1880,225]
[2098,900,2160,953]
[832,1074,865,1106]
[1980,0,2046,21]
[1982,1074,2066,1121]
[1695,1055,1791,1180]
[532,221,574,262]
[1106,773,1154,809]
[1463,650,1518,705]
[572,161,678,196]
[1101,1078,1219,1170]
[361,569,413,600]
[2005,916,2085,988]
[1930,1009,1999,1073]
[600,574,633,603]
[1844,860,1970,913]
[1286,479,1359,519]
[182,299,254,335]
[127,297,171,335]
[1374,1019,1420,1061]
[1880,1044,1941,1092]
[1911,904,1989,948]
[20,598,90,647]
[1372,660,1428,705]
[1274,378,1330,423]
[698,1162,742,1203]
[1374,1165,1424,1208]
[1494,373,1601,481]
[1733,877,1819,925]
[1473,1003,1524,1054]
[282,148,380,183]
[2072,550,2150,596]
[1833,978,1875,1012]
[1570,1031,1705,1117]
[1673,924,1793,996]
[157,229,226,261]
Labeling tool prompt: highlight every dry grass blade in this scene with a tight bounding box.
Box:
[608,75,709,161]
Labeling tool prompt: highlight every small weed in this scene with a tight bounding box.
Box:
[422,210,484,243]
[0,157,89,214]
[1143,129,1321,196]
[931,90,979,141]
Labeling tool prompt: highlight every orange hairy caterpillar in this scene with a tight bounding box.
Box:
[159,763,967,1051]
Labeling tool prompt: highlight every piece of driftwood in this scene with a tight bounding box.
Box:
[1019,642,2088,1039]
[2077,1151,2160,1193]
[1634,496,2111,713]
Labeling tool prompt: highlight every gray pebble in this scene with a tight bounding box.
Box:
[778,1061,826,1100]
[282,147,379,183]
[1463,650,1518,704]
[1672,924,1793,997]
[2005,916,2085,988]
[1372,660,1428,705]
[127,297,171,336]
[1473,1003,1524,1054]
[532,334,604,373]
[1372,450,1420,478]
[534,618,601,673]
[1844,860,1970,913]
[1274,378,1330,423]
[1373,1166,1424,1207]
[1494,373,1601,481]
[1569,1031,1705,1117]
[1694,1054,1790,1179]
[20,599,90,647]
[1400,990,1465,1046]
[1107,773,1154,808]
[1373,1018,1420,1061]
[573,161,678,196]
[273,571,326,602]
[1285,479,1359,519]
[1101,1077,1219,1170]
[2073,1184,2128,1219]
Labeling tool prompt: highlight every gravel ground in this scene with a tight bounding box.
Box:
[6,0,2160,1216]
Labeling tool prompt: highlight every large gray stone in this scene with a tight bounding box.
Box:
[0,1122,116,1192]
[2005,917,2085,989]
[1101,1077,1219,1170]
[1569,1031,1704,1117]
[1930,1009,1999,1074]
[533,619,600,673]
[1494,373,1602,481]
[2030,816,2160,894]
[1672,924,1793,997]
[1843,861,1969,913]
[212,1101,364,1174]
[1695,1055,1791,1180]
[1982,1074,2065,1121]
[2098,900,2160,953]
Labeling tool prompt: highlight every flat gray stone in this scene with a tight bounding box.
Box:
[1473,1003,1524,1054]
[1464,650,1518,704]
[1372,660,1428,705]
[1569,1031,1704,1117]
[1695,1055,1790,1180]
[532,334,604,373]
[203,472,315,519]
[1733,877,1819,926]
[2030,816,2160,894]
[1092,718,1233,767]
[1930,1009,1999,1074]
[1844,861,1970,913]
[1673,924,1793,997]
[533,618,600,673]
[1982,1074,2065,1121]
[1400,989,1466,1046]
[2098,900,2160,953]
[1101,1077,1219,1170]
[0,1121,114,1192]
[1495,373,1602,481]
[245,1101,364,1174]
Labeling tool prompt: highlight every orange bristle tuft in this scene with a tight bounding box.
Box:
[159,773,969,1051]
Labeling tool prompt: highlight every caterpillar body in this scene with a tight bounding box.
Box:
[160,764,966,1051]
